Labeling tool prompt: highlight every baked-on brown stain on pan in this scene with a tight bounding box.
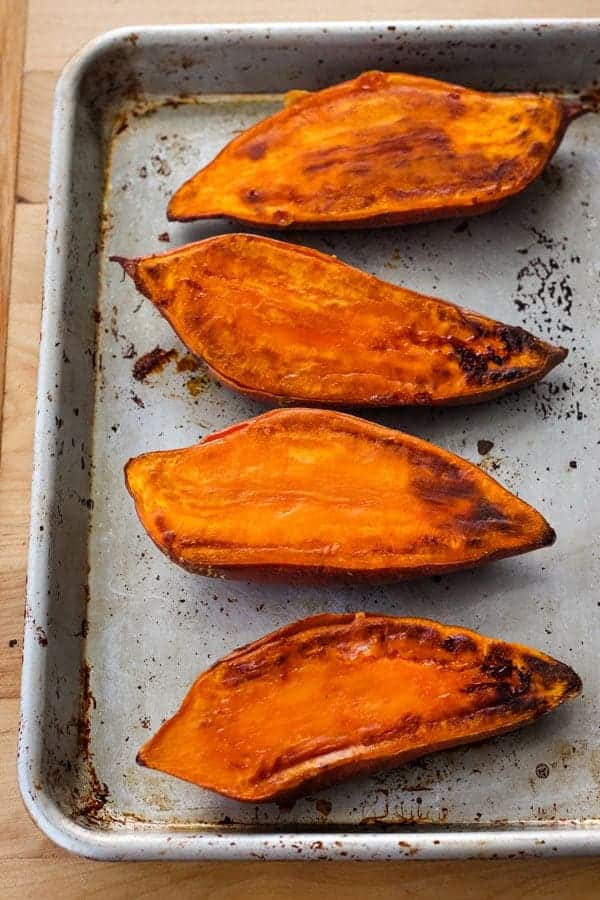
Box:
[136,613,581,802]
[111,234,566,407]
[125,408,555,583]
[166,71,586,228]
[132,346,177,382]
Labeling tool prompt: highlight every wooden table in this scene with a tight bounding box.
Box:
[2,2,599,896]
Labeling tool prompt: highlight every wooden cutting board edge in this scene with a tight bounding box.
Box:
[0,1,28,447]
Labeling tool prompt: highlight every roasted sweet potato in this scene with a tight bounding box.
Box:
[167,71,584,228]
[112,235,566,406]
[137,612,581,801]
[125,409,555,582]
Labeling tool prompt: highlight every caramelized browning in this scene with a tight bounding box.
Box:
[113,235,566,406]
[137,613,581,801]
[125,409,555,582]
[167,71,583,228]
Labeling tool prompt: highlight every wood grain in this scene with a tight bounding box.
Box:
[17,71,54,204]
[23,0,600,70]
[0,699,60,861]
[0,203,45,700]
[3,2,600,895]
[0,1,27,443]
[0,858,595,900]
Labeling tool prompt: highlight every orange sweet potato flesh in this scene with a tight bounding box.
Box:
[112,234,566,406]
[137,612,581,801]
[125,409,555,583]
[167,71,584,228]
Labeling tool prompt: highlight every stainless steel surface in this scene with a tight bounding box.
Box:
[19,20,600,860]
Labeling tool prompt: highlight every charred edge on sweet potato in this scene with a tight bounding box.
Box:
[166,71,586,229]
[124,408,555,584]
[136,613,581,802]
[110,234,567,407]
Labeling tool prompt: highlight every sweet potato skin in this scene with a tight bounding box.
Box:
[125,409,555,583]
[112,234,566,407]
[136,612,581,802]
[167,71,583,228]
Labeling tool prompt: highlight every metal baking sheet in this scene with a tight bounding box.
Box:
[19,20,600,860]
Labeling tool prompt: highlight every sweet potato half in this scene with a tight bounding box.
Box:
[137,612,581,802]
[125,409,555,582]
[112,234,566,406]
[167,71,584,228]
